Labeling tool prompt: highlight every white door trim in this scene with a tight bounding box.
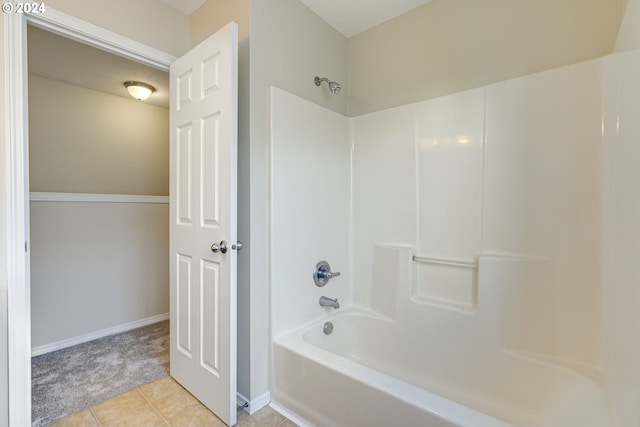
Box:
[5,11,31,427]
[4,8,175,426]
[26,8,176,69]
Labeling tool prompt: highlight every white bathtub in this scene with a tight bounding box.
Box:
[272,309,613,427]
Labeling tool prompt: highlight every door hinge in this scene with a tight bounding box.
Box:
[25,241,28,252]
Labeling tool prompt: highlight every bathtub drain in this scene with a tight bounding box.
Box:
[323,321,334,335]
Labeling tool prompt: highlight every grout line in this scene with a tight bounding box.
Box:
[89,408,103,427]
[137,385,173,426]
[137,383,155,403]
[91,389,159,426]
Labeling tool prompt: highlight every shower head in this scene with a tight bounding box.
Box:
[314,76,341,95]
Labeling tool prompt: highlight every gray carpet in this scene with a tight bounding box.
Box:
[31,320,169,426]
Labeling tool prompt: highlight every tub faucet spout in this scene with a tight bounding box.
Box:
[319,296,340,309]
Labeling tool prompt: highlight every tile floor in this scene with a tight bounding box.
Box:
[51,376,297,427]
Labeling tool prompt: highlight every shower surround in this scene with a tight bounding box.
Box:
[268,46,640,426]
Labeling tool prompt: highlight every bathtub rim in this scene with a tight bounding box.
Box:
[273,307,515,427]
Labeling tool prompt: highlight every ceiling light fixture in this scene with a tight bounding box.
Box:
[124,81,156,100]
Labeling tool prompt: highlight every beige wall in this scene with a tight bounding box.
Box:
[28,74,170,348]
[45,0,190,57]
[190,0,250,46]
[29,75,169,196]
[252,0,347,116]
[615,0,640,51]
[347,0,626,116]
[30,201,169,348]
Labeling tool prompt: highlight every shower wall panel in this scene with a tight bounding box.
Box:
[484,59,603,366]
[351,104,417,309]
[603,48,640,427]
[415,88,484,308]
[269,86,351,338]
[352,57,604,366]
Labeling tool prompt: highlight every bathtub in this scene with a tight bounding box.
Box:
[272,309,613,427]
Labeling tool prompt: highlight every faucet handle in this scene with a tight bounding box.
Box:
[313,260,341,287]
[319,270,340,280]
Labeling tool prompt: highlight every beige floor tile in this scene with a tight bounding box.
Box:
[95,403,169,427]
[93,389,147,414]
[237,406,286,427]
[93,389,168,426]
[149,384,203,421]
[50,409,100,427]
[139,376,187,403]
[53,377,297,427]
[160,400,227,427]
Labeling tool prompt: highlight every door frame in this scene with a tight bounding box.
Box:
[4,8,175,425]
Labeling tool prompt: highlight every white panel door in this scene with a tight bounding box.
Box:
[169,22,238,426]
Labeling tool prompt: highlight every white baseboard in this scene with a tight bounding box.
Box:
[31,313,170,357]
[270,400,315,427]
[237,391,271,415]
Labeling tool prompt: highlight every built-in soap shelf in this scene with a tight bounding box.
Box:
[370,245,551,317]
[412,255,478,270]
[411,254,479,312]
[409,254,550,313]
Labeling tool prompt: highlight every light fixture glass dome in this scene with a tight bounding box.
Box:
[124,81,156,100]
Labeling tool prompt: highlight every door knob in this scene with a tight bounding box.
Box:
[211,240,228,254]
[211,240,242,253]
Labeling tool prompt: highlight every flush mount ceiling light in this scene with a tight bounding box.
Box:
[124,81,156,100]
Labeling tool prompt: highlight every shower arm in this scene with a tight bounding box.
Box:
[314,76,341,94]
[314,76,330,86]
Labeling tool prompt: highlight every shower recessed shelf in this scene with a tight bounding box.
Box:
[412,254,478,312]
[412,255,478,269]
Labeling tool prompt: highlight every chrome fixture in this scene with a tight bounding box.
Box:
[314,76,341,94]
[211,241,228,253]
[319,296,340,309]
[313,260,341,287]
[323,321,334,335]
[211,240,243,253]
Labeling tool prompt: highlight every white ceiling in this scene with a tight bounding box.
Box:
[27,26,169,108]
[159,0,206,15]
[159,0,432,38]
[297,0,432,37]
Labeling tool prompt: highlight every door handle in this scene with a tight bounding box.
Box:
[211,240,242,253]
[211,240,228,254]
